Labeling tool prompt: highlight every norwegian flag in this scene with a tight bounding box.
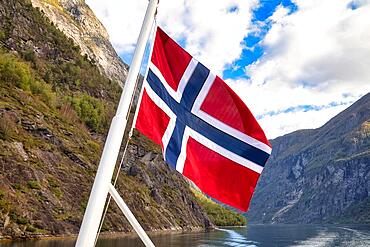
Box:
[134,27,271,211]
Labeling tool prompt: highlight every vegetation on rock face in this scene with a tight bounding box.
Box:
[0,0,213,239]
[31,0,128,84]
[192,189,246,227]
[0,40,111,133]
[0,51,57,107]
[0,189,11,214]
[66,93,107,132]
[247,93,370,224]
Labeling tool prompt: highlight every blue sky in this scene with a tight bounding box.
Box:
[86,0,370,138]
[223,0,297,80]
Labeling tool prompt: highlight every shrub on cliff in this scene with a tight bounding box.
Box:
[192,189,246,226]
[0,52,56,107]
[66,93,108,133]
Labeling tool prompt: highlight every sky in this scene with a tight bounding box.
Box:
[86,0,370,139]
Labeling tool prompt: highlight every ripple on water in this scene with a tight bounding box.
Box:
[290,226,370,247]
[337,226,370,247]
[198,228,259,247]
[290,229,338,247]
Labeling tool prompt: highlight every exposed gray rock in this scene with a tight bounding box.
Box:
[248,93,370,224]
[10,142,28,161]
[31,0,128,85]
[140,152,156,164]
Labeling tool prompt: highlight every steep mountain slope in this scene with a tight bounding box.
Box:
[0,0,214,239]
[248,93,370,223]
[30,0,128,84]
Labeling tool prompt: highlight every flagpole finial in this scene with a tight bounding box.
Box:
[148,0,159,17]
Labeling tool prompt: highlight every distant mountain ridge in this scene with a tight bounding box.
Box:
[248,93,370,223]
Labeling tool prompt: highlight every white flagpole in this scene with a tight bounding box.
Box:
[75,0,159,246]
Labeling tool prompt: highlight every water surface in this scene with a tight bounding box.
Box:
[1,224,370,247]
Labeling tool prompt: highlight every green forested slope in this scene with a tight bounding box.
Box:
[0,0,215,239]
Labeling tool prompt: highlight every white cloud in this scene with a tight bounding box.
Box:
[86,0,258,74]
[86,0,370,139]
[227,78,361,138]
[247,0,370,90]
[85,0,148,54]
[258,103,351,139]
[232,0,370,138]
[160,0,258,74]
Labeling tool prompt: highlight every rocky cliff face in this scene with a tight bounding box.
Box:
[0,0,214,239]
[247,93,370,223]
[30,0,128,85]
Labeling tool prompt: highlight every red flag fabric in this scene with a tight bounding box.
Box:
[135,27,271,211]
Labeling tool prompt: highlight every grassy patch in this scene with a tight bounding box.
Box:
[0,52,56,107]
[42,0,61,8]
[80,195,88,213]
[26,225,37,232]
[192,189,246,226]
[11,184,22,190]
[0,189,11,213]
[58,103,81,125]
[66,94,108,133]
[27,180,41,190]
[10,211,29,225]
[47,177,63,198]
[0,113,17,140]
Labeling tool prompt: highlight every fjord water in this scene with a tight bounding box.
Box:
[1,225,370,247]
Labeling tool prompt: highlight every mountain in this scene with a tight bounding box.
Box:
[0,0,222,239]
[30,0,128,84]
[248,93,370,223]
